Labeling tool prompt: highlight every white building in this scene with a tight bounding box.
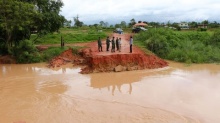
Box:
[178,22,189,29]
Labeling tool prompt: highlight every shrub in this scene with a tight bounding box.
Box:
[0,43,8,55]
[13,40,42,63]
[145,34,169,58]
[134,28,220,63]
[209,29,220,46]
[197,28,207,31]
[41,47,67,61]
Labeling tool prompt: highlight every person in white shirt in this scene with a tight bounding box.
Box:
[118,38,122,52]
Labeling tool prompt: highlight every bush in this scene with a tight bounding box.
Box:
[197,28,207,31]
[41,47,67,61]
[145,34,169,58]
[0,43,8,55]
[134,28,220,63]
[209,29,220,46]
[41,46,81,62]
[13,40,42,63]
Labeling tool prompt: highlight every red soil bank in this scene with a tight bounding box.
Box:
[0,55,16,64]
[48,48,83,68]
[80,50,168,74]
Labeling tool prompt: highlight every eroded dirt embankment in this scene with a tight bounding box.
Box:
[79,48,167,74]
[48,48,83,68]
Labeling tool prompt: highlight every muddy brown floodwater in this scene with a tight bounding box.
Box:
[0,62,220,123]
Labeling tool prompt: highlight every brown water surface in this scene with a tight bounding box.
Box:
[0,62,220,123]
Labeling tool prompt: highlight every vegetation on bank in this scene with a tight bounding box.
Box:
[0,27,107,63]
[0,0,65,54]
[11,40,81,63]
[134,28,220,63]
[32,28,107,44]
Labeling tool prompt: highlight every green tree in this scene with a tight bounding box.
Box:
[0,0,37,52]
[148,22,160,27]
[189,21,198,28]
[74,15,83,27]
[115,24,121,28]
[104,22,109,27]
[0,0,65,53]
[64,19,72,27]
[99,21,105,27]
[209,21,219,28]
[32,0,65,41]
[129,18,136,27]
[120,21,127,28]
[202,20,209,25]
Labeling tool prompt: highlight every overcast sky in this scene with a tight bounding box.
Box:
[60,0,220,25]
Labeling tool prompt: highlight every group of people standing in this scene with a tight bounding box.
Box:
[98,36,133,53]
[106,36,122,52]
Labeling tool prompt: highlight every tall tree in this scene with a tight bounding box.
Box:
[0,0,65,52]
[74,15,83,27]
[115,24,121,28]
[99,21,105,27]
[189,21,198,28]
[202,20,209,25]
[148,22,160,27]
[33,0,65,40]
[104,22,109,27]
[209,21,219,28]
[120,21,127,28]
[64,19,72,27]
[0,0,37,51]
[129,18,136,27]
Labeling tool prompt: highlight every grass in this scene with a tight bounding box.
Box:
[41,46,69,61]
[134,28,220,63]
[31,28,107,44]
[41,46,81,61]
[12,39,84,63]
[134,38,153,55]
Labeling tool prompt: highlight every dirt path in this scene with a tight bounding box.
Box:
[83,33,143,56]
[37,33,139,55]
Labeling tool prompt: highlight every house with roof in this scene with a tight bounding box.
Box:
[178,22,189,29]
[197,24,208,29]
[133,22,148,27]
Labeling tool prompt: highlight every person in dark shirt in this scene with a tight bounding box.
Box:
[130,36,133,53]
[97,37,102,52]
[111,37,115,52]
[106,36,111,51]
[116,37,119,51]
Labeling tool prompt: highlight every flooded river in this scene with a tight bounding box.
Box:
[0,62,220,123]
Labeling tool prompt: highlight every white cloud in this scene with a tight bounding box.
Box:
[60,0,220,24]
